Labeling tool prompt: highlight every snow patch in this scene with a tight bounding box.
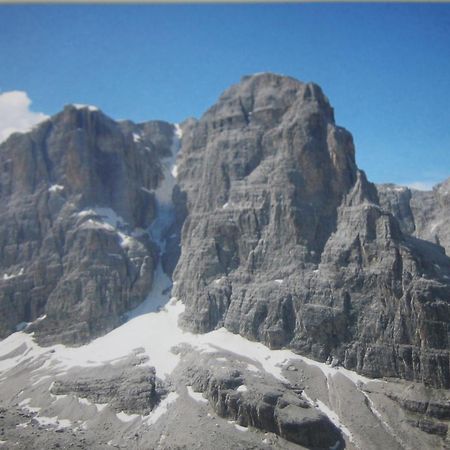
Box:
[72,104,98,112]
[35,416,72,429]
[246,363,259,373]
[361,391,400,442]
[48,184,64,193]
[80,219,115,232]
[132,132,141,143]
[228,420,248,432]
[77,207,143,252]
[18,398,32,407]
[303,389,354,444]
[31,374,52,386]
[116,411,140,423]
[186,386,208,403]
[236,385,248,392]
[126,263,173,319]
[316,399,353,440]
[19,398,41,414]
[274,279,283,284]
[3,267,24,280]
[77,207,126,228]
[174,123,183,139]
[145,392,179,425]
[153,125,180,206]
[214,277,226,284]
[50,392,68,401]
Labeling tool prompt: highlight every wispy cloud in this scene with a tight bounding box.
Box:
[0,91,48,144]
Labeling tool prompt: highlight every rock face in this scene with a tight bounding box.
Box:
[0,105,178,344]
[0,73,449,392]
[182,356,343,449]
[378,178,450,254]
[173,73,450,388]
[51,363,164,415]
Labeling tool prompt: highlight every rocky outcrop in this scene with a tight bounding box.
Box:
[378,178,450,254]
[0,105,177,344]
[51,363,164,415]
[184,363,343,449]
[173,73,450,388]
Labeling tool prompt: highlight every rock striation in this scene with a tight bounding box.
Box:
[0,73,449,392]
[173,73,450,388]
[51,363,164,415]
[0,105,178,344]
[184,363,343,449]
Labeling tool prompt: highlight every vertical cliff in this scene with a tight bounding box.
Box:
[0,105,178,344]
[173,73,450,388]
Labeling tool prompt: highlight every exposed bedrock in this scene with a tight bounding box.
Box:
[0,105,178,344]
[173,73,450,388]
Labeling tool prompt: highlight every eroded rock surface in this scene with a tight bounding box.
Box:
[51,363,164,415]
[173,73,450,388]
[0,105,178,344]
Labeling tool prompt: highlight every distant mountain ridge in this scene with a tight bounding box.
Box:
[378,178,450,254]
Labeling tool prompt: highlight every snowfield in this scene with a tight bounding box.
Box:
[0,289,373,388]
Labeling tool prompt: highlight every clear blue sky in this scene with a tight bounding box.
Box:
[1,3,449,187]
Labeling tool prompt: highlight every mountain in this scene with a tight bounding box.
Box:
[0,74,449,450]
[0,104,179,344]
[174,73,450,388]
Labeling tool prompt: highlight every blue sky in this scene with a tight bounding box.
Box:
[0,3,449,188]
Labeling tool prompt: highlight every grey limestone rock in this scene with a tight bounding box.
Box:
[51,363,164,415]
[1,72,449,394]
[0,105,177,344]
[173,73,450,388]
[184,363,343,449]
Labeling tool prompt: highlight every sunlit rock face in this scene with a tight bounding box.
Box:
[0,105,178,345]
[173,73,450,388]
[0,73,449,390]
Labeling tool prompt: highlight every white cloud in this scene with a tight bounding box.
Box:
[405,181,436,191]
[0,91,49,144]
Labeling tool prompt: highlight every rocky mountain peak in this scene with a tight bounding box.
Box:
[202,72,334,133]
[0,105,180,344]
[174,75,450,389]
